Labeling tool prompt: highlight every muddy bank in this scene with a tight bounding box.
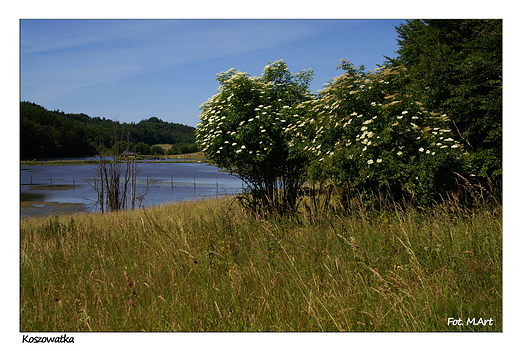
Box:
[20,201,89,218]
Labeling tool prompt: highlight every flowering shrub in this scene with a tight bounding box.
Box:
[196,60,313,213]
[290,61,469,204]
[198,59,471,209]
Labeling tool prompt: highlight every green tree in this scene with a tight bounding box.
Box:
[168,142,197,155]
[134,142,151,155]
[20,102,197,158]
[291,61,469,205]
[20,102,97,158]
[196,60,314,213]
[388,19,502,180]
[150,145,164,156]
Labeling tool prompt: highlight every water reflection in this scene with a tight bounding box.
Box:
[20,160,243,218]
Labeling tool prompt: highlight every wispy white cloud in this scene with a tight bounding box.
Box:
[21,20,336,103]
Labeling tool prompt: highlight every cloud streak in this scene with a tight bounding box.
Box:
[21,20,337,103]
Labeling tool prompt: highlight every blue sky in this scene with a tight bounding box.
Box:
[21,19,405,127]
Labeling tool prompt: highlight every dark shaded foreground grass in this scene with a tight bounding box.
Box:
[20,194,502,332]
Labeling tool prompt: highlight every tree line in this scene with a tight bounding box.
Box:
[20,101,198,159]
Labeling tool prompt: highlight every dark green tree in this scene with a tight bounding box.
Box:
[20,102,197,159]
[387,19,502,180]
[134,142,151,155]
[169,142,197,155]
[150,145,164,155]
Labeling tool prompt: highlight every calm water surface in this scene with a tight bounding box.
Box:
[20,159,243,218]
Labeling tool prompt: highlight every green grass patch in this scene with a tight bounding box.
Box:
[163,151,206,160]
[20,195,502,332]
[20,152,207,166]
[153,143,173,151]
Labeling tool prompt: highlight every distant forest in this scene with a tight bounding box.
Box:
[20,101,197,159]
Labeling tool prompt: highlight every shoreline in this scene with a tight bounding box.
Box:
[20,159,206,166]
[20,152,207,166]
[20,192,239,220]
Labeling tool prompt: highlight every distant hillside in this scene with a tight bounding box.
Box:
[20,102,197,159]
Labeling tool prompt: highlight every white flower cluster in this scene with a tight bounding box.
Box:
[284,64,464,169]
[196,68,304,165]
[197,62,465,188]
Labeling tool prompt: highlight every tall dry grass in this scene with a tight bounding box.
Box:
[20,189,502,332]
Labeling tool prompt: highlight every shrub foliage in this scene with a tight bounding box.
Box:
[197,20,500,211]
[291,61,468,205]
[196,60,314,213]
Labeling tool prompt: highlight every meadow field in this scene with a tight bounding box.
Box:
[20,191,502,332]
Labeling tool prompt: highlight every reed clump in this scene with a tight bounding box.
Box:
[20,188,502,332]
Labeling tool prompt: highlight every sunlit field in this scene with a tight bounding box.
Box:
[20,191,501,332]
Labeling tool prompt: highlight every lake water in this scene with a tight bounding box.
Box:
[20,158,244,218]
